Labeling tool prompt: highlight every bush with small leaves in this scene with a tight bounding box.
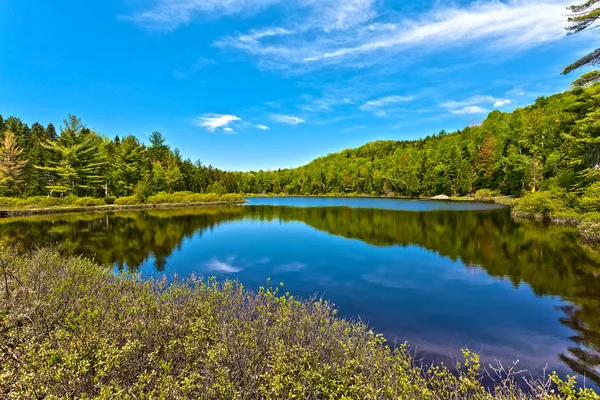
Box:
[0,248,597,399]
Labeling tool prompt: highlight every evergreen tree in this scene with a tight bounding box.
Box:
[148,131,170,163]
[0,130,28,195]
[37,115,106,195]
[164,156,184,193]
[562,1,600,86]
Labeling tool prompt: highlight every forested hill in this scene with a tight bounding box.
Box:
[0,83,599,200]
[254,85,598,197]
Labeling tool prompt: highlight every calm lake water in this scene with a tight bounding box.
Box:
[2,197,600,387]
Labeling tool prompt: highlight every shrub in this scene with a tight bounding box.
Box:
[114,196,139,206]
[515,189,569,219]
[104,197,116,205]
[219,193,245,203]
[134,179,153,203]
[146,192,244,205]
[20,196,70,208]
[0,248,596,399]
[73,197,105,207]
[580,182,600,212]
[0,197,20,207]
[474,189,494,200]
[579,213,600,244]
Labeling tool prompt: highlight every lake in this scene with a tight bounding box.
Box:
[2,197,600,388]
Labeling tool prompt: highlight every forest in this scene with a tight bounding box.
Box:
[0,83,599,213]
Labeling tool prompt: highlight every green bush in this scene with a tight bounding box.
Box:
[0,197,20,207]
[114,196,139,206]
[474,189,494,200]
[103,196,116,205]
[219,193,245,203]
[579,213,600,244]
[0,248,596,399]
[580,182,600,212]
[146,192,244,205]
[514,189,569,219]
[73,197,105,207]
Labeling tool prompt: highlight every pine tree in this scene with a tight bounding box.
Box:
[562,1,600,86]
[0,130,28,195]
[164,156,184,193]
[23,123,48,196]
[36,115,106,196]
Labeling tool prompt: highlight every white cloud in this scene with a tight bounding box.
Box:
[214,0,570,70]
[441,95,497,110]
[270,114,305,125]
[451,106,488,115]
[128,0,374,31]
[507,87,527,96]
[493,99,511,107]
[194,114,241,132]
[256,124,270,130]
[442,94,510,114]
[300,93,354,112]
[359,95,414,111]
[126,0,281,30]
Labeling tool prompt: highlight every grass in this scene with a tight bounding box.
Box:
[0,248,598,399]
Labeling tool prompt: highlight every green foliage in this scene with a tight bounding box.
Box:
[114,196,138,206]
[562,1,600,86]
[579,214,600,244]
[0,130,27,195]
[72,196,105,207]
[0,195,105,209]
[36,115,106,195]
[515,189,570,219]
[0,248,597,399]
[580,182,600,212]
[146,191,244,205]
[474,189,494,200]
[2,83,600,220]
[103,196,116,205]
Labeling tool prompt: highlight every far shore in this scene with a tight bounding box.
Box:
[0,201,247,218]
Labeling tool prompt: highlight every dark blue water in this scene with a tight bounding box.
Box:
[1,197,599,386]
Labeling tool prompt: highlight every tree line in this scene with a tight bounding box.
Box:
[0,83,599,200]
[0,114,238,198]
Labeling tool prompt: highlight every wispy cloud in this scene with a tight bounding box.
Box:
[441,94,511,115]
[194,114,241,132]
[173,57,216,79]
[256,124,270,130]
[128,0,374,31]
[126,0,281,30]
[359,95,414,111]
[493,99,511,107]
[213,0,570,71]
[270,114,305,125]
[451,106,488,115]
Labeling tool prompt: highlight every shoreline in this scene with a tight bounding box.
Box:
[0,200,247,218]
[245,193,501,203]
[1,194,596,245]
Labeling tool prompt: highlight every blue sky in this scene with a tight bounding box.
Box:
[0,0,593,171]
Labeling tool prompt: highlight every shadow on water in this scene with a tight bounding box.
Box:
[1,203,599,387]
